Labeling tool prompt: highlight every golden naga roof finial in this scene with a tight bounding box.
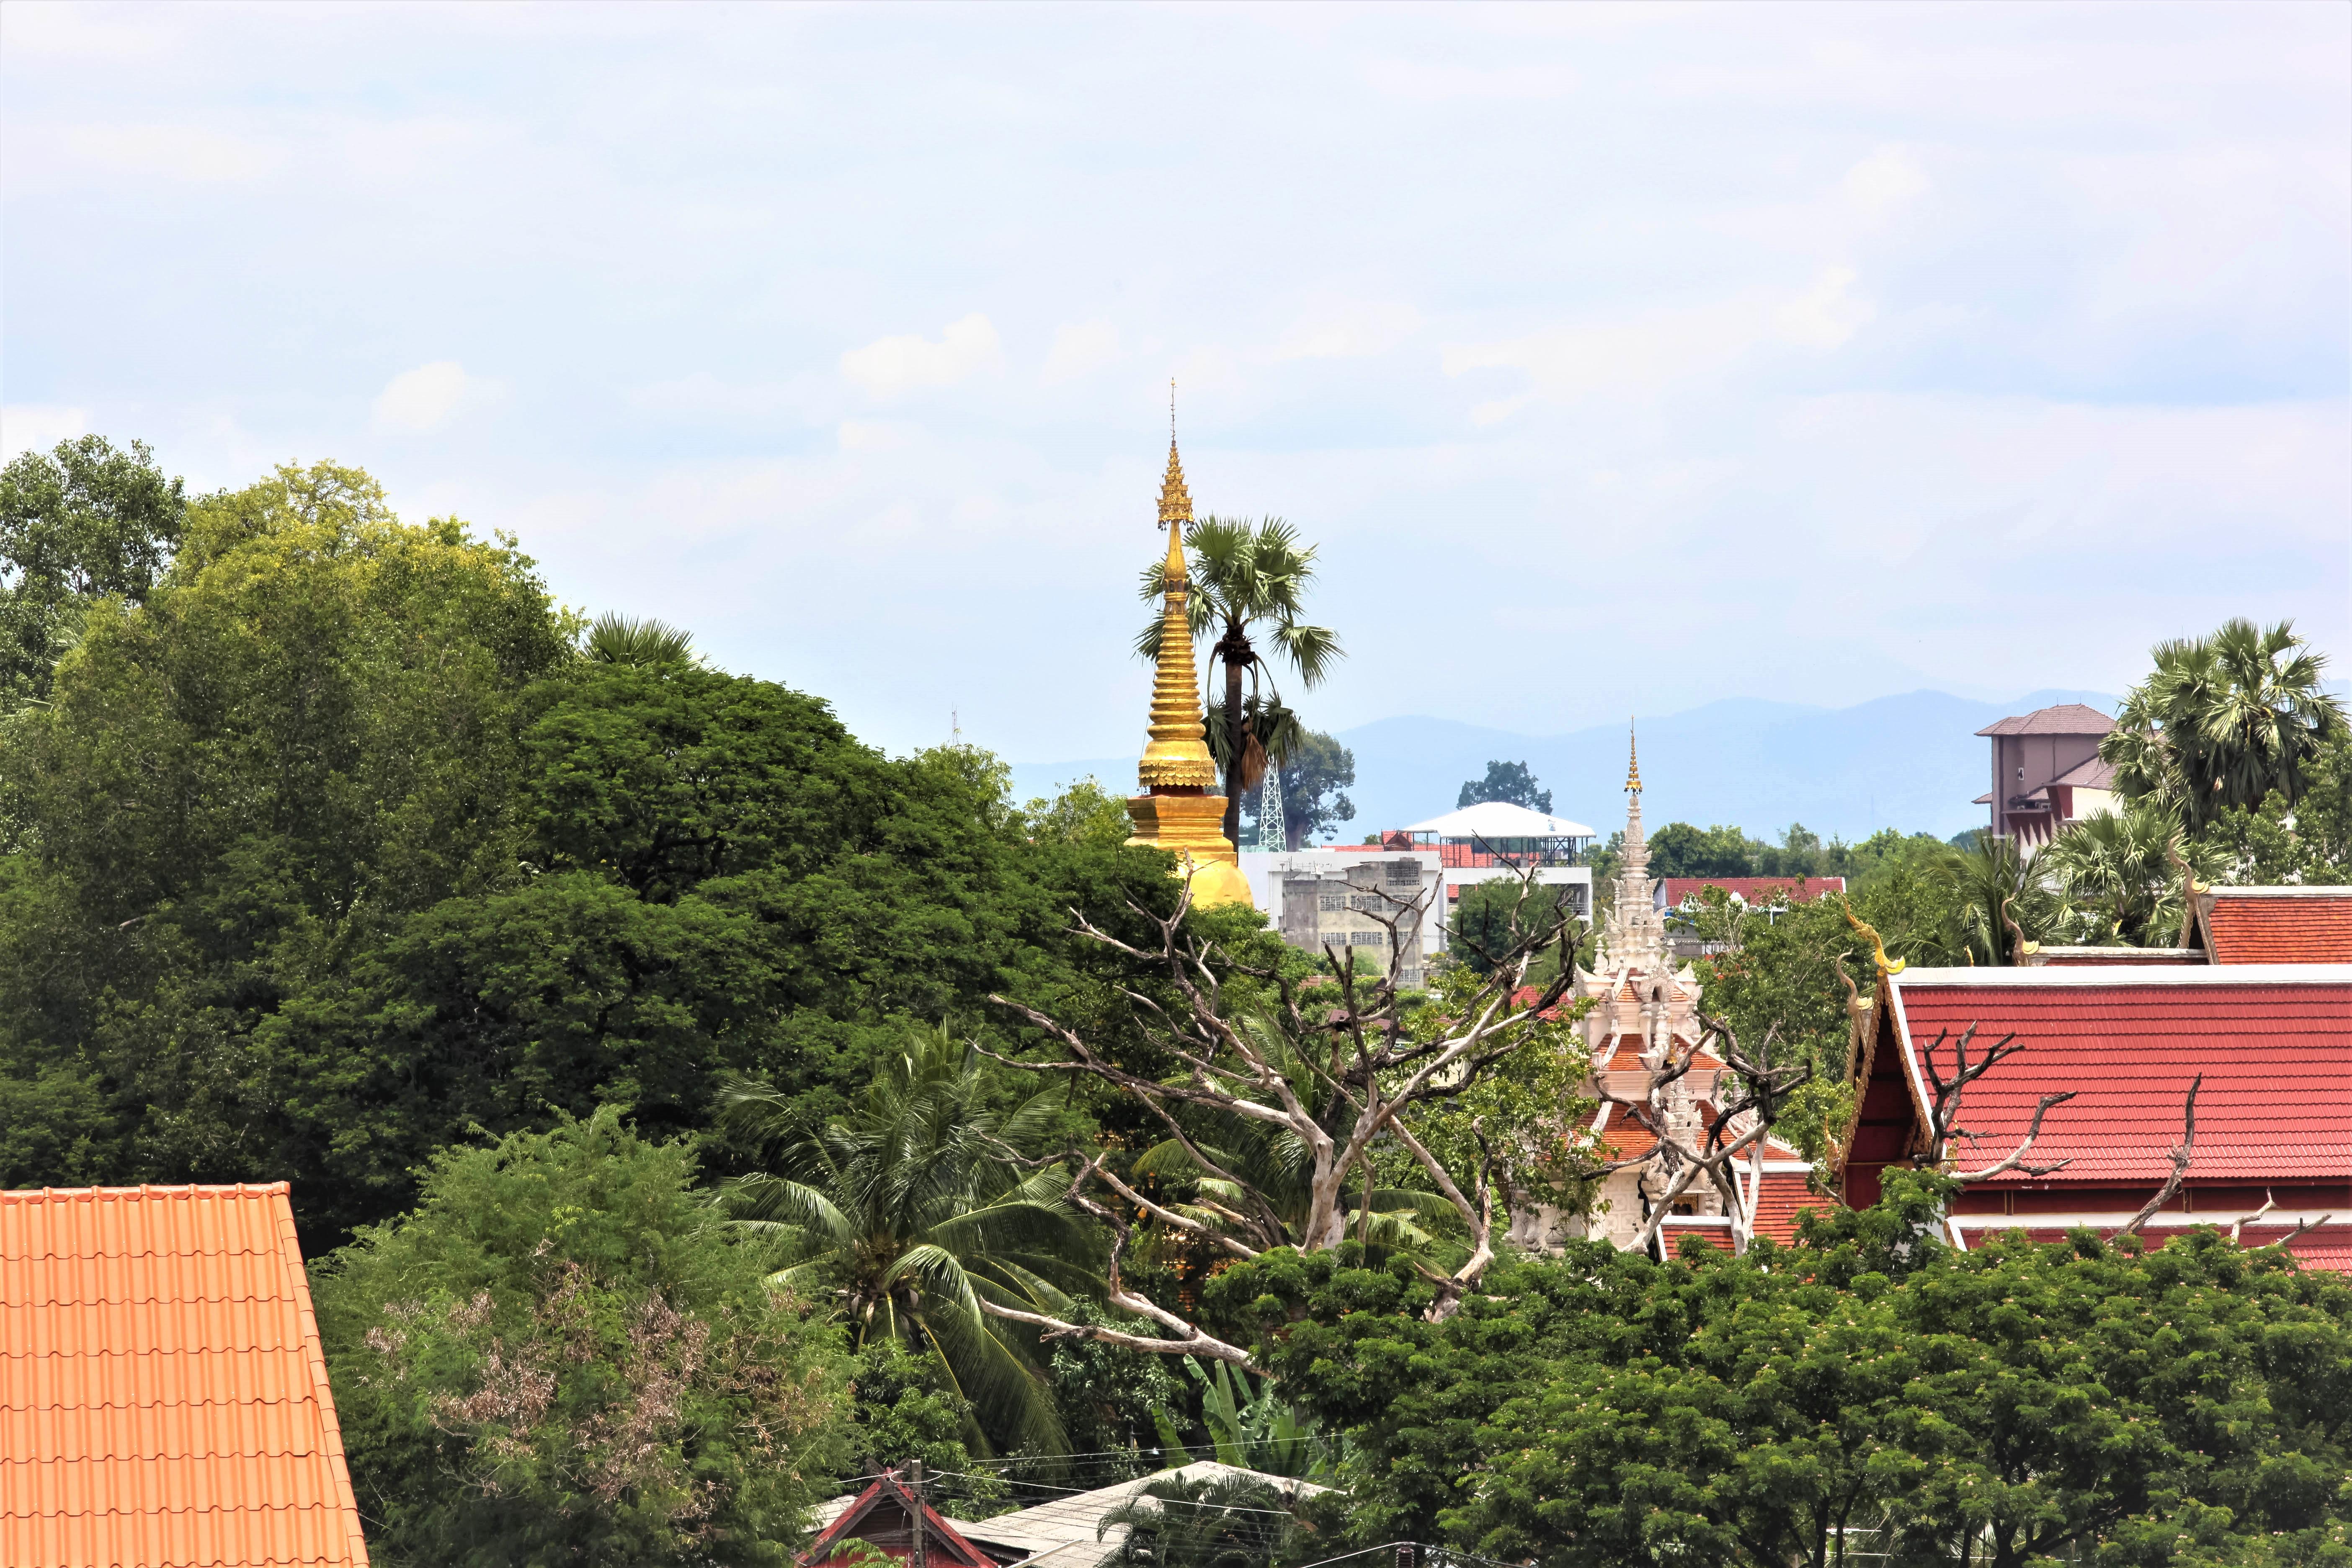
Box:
[1625,718,1642,793]
[1842,900,1906,975]
[1158,380,1193,527]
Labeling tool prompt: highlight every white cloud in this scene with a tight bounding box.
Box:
[1042,320,1122,384]
[1444,268,1875,415]
[0,3,173,59]
[838,420,921,454]
[1269,300,1423,362]
[840,314,1003,398]
[1362,59,1578,102]
[65,124,281,183]
[1774,267,1875,349]
[1843,146,1929,216]
[372,361,478,432]
[1,405,89,462]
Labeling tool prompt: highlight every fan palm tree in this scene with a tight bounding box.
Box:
[1950,831,2055,966]
[584,611,696,667]
[1096,1472,1302,1568]
[719,1029,1095,1454]
[2102,619,2346,832]
[1137,518,1342,848]
[2039,801,2226,949]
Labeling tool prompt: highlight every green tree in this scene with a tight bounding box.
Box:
[1213,1174,2352,1568]
[2040,799,2228,948]
[0,434,187,710]
[1096,1472,1302,1568]
[2200,733,2352,884]
[2104,619,2348,833]
[0,462,576,1217]
[1647,821,1761,879]
[1241,729,1354,849]
[1950,829,2053,965]
[584,610,696,666]
[312,1108,853,1568]
[1457,758,1551,813]
[719,1028,1098,1456]
[1137,517,1342,848]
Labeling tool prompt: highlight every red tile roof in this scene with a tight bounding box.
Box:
[1657,877,1845,909]
[1977,1226,2349,1276]
[1752,1172,1819,1246]
[800,1472,998,1567]
[0,1184,369,1568]
[2203,888,2352,964]
[1975,703,2116,738]
[1888,971,2352,1186]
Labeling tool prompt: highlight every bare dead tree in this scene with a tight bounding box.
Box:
[2114,1075,2202,1240]
[1915,1023,2078,1183]
[979,858,1582,1351]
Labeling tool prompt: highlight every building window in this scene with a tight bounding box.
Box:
[1350,931,1385,945]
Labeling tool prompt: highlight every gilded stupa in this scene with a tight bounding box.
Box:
[1126,428,1255,910]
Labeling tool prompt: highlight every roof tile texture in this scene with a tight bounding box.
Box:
[2206,893,2352,964]
[1896,980,2352,1185]
[0,1184,369,1568]
[1974,703,2117,738]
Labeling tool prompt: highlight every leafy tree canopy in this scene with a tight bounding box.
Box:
[1457,758,1550,813]
[0,434,187,711]
[312,1109,855,1568]
[1213,1173,2352,1568]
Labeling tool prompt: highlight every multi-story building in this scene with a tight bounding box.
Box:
[1974,701,2118,846]
[1239,848,1442,985]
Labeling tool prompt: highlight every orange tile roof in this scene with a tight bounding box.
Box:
[2204,889,2352,964]
[1,1184,369,1568]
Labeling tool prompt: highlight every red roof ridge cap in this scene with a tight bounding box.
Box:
[3,1180,295,1202]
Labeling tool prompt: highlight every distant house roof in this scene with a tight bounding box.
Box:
[1975,703,2117,738]
[0,1183,370,1568]
[949,1462,1328,1568]
[2198,887,2352,965]
[1400,802,1598,840]
[802,1471,1004,1567]
[1655,876,1845,910]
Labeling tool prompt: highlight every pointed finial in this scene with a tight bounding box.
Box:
[1157,384,1193,527]
[1625,718,1642,793]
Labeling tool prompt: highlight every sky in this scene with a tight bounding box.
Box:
[4,1,2347,766]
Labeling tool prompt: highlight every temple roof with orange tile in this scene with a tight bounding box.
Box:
[2200,887,2352,964]
[0,1184,369,1568]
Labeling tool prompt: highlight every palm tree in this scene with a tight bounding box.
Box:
[1137,518,1342,848]
[2102,619,2347,832]
[585,611,696,667]
[1150,1359,1332,1480]
[2039,801,2226,948]
[1096,1472,1301,1568]
[719,1029,1096,1454]
[1950,832,2054,966]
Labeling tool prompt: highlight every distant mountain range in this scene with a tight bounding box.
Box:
[1007,689,2122,847]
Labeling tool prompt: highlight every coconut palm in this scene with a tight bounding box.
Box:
[1137,518,1342,848]
[719,1028,1095,1454]
[2039,801,2227,949]
[2102,619,2347,832]
[1096,1471,1302,1568]
[585,611,696,667]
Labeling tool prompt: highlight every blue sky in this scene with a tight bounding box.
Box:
[4,1,2346,764]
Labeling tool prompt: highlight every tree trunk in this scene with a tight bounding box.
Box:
[1221,639,1247,848]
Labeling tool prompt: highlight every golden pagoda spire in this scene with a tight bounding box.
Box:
[1125,405,1252,910]
[1158,380,1193,526]
[1137,521,1215,790]
[1625,718,1643,793]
